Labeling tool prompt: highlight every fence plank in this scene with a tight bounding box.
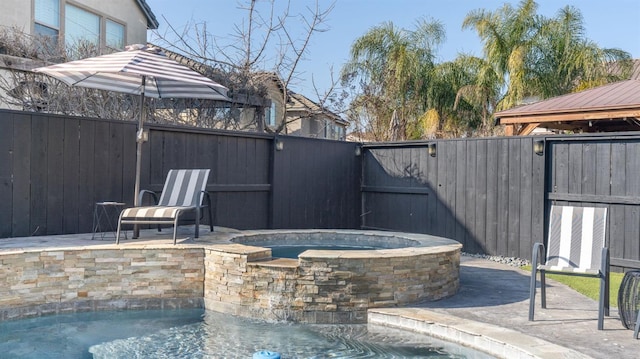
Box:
[63,118,80,233]
[46,116,64,234]
[78,119,96,232]
[0,114,14,237]
[474,140,488,254]
[29,115,48,236]
[12,113,31,237]
[485,140,499,256]
[518,138,533,259]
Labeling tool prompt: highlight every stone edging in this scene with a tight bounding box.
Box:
[367,308,593,359]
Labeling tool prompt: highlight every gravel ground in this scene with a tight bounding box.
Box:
[461,252,530,267]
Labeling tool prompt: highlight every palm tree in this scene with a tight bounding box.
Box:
[462,0,541,111]
[341,19,445,140]
[463,0,632,112]
[531,5,632,97]
[447,55,502,135]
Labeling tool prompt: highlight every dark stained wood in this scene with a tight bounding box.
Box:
[78,119,96,233]
[62,118,80,233]
[444,141,456,238]
[0,113,13,238]
[464,140,478,254]
[496,139,509,257]
[474,140,488,254]
[507,139,521,258]
[12,113,31,237]
[454,141,467,248]
[624,143,640,263]
[519,138,534,259]
[1,109,639,269]
[547,138,640,269]
[609,142,627,263]
[531,140,545,247]
[485,140,498,255]
[46,116,64,234]
[30,115,47,236]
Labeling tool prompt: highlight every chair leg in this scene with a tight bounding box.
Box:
[208,202,214,232]
[598,274,606,330]
[115,214,124,244]
[529,266,537,321]
[195,207,200,239]
[172,216,179,245]
[540,271,546,308]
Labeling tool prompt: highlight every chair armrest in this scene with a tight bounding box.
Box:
[196,190,211,208]
[138,189,159,207]
[532,242,546,267]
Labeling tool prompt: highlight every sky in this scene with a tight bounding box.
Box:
[144,0,640,97]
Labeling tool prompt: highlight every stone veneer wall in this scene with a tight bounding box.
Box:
[204,243,461,324]
[0,234,461,324]
[0,248,205,320]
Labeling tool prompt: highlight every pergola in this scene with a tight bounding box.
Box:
[495,79,640,136]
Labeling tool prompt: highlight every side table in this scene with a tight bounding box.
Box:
[92,202,127,240]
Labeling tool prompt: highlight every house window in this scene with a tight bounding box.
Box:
[33,1,127,51]
[106,20,125,49]
[337,126,345,140]
[65,4,100,47]
[34,0,60,44]
[266,101,277,127]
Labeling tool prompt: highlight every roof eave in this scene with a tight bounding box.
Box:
[497,107,640,125]
[136,0,160,29]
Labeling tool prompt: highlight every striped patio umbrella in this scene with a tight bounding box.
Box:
[33,44,230,207]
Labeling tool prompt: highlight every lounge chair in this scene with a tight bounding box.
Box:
[529,205,609,330]
[115,169,213,245]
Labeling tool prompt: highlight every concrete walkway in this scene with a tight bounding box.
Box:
[0,227,637,358]
[402,255,638,359]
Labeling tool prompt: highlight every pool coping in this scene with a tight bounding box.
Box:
[368,308,593,359]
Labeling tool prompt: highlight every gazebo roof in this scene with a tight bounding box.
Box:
[495,78,640,135]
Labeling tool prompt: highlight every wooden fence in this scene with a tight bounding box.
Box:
[361,134,640,270]
[0,110,360,238]
[1,109,638,269]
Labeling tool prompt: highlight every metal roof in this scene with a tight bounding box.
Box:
[495,79,640,118]
[495,78,640,134]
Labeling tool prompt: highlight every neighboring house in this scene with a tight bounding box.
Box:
[0,0,158,51]
[263,74,348,140]
[0,0,158,111]
[285,91,347,140]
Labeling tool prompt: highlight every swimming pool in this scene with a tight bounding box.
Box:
[0,309,495,358]
[268,244,377,258]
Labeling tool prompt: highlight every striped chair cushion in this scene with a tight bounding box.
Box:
[542,205,607,273]
[121,206,190,220]
[157,169,210,207]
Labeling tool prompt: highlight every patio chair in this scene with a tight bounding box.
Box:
[529,205,609,330]
[115,169,213,245]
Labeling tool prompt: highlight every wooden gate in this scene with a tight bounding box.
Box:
[546,135,640,270]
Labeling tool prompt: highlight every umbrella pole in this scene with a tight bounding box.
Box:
[133,76,147,238]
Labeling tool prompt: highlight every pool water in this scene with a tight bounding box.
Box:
[0,309,494,358]
[269,245,378,259]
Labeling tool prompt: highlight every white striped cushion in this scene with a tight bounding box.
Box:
[121,206,189,219]
[544,205,607,272]
[158,169,209,207]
